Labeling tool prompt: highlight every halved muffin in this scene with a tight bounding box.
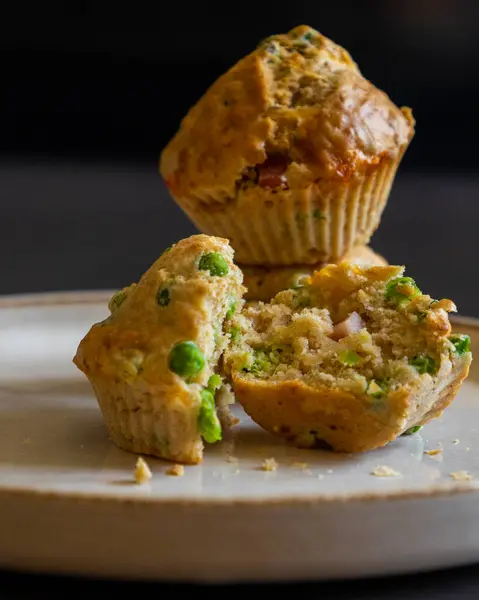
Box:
[160,25,414,265]
[74,235,245,464]
[224,263,471,452]
[242,245,387,302]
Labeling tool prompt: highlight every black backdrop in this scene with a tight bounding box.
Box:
[2,0,479,171]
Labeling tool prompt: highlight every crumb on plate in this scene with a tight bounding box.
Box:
[450,470,473,481]
[135,457,152,485]
[261,458,278,472]
[226,455,239,463]
[425,448,442,456]
[291,461,309,470]
[167,464,185,477]
[452,439,460,445]
[372,465,402,477]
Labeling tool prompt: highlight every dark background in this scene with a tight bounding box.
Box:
[2,0,479,170]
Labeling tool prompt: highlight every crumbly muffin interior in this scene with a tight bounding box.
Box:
[225,264,466,398]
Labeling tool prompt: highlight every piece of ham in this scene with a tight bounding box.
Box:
[330,312,365,341]
[257,156,289,190]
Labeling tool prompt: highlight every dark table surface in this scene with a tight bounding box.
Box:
[1,161,479,598]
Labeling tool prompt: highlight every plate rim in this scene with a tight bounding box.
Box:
[0,289,477,506]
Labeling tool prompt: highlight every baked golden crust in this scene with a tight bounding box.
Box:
[74,234,245,464]
[231,356,470,453]
[160,26,414,265]
[160,25,414,204]
[242,245,387,301]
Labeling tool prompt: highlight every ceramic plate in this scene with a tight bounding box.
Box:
[0,292,478,583]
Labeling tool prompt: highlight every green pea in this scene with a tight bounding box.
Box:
[290,274,309,290]
[198,252,229,277]
[338,350,361,366]
[409,355,436,375]
[108,290,127,313]
[385,277,421,305]
[229,326,241,343]
[366,379,386,399]
[168,341,205,378]
[225,298,236,320]
[198,389,222,443]
[246,350,271,375]
[207,374,222,393]
[312,208,325,220]
[449,334,471,356]
[157,287,170,307]
[402,425,422,436]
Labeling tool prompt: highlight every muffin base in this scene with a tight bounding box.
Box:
[177,158,399,265]
[231,355,471,453]
[92,379,204,465]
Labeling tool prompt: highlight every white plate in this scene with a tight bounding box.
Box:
[0,292,478,583]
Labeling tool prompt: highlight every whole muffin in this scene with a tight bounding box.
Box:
[74,235,245,464]
[224,263,471,453]
[242,244,387,302]
[160,25,414,265]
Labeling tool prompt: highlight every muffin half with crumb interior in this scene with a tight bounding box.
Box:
[160,25,414,266]
[74,235,244,464]
[224,263,471,452]
[242,244,387,302]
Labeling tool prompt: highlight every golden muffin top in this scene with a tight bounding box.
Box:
[160,25,415,204]
[74,235,245,393]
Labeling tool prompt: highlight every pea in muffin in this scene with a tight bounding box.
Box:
[224,263,471,453]
[73,235,245,464]
[160,25,414,266]
[242,244,387,302]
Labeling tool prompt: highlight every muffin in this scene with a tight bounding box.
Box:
[242,244,387,302]
[224,263,471,453]
[160,25,414,265]
[73,235,245,464]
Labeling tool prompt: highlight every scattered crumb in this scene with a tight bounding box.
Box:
[23,437,31,445]
[226,455,239,464]
[438,441,443,447]
[135,457,152,485]
[466,447,471,452]
[327,469,333,474]
[166,464,184,477]
[234,468,241,475]
[291,461,309,470]
[372,465,402,478]
[452,439,460,445]
[425,448,442,456]
[450,470,473,482]
[317,474,324,480]
[261,458,278,472]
